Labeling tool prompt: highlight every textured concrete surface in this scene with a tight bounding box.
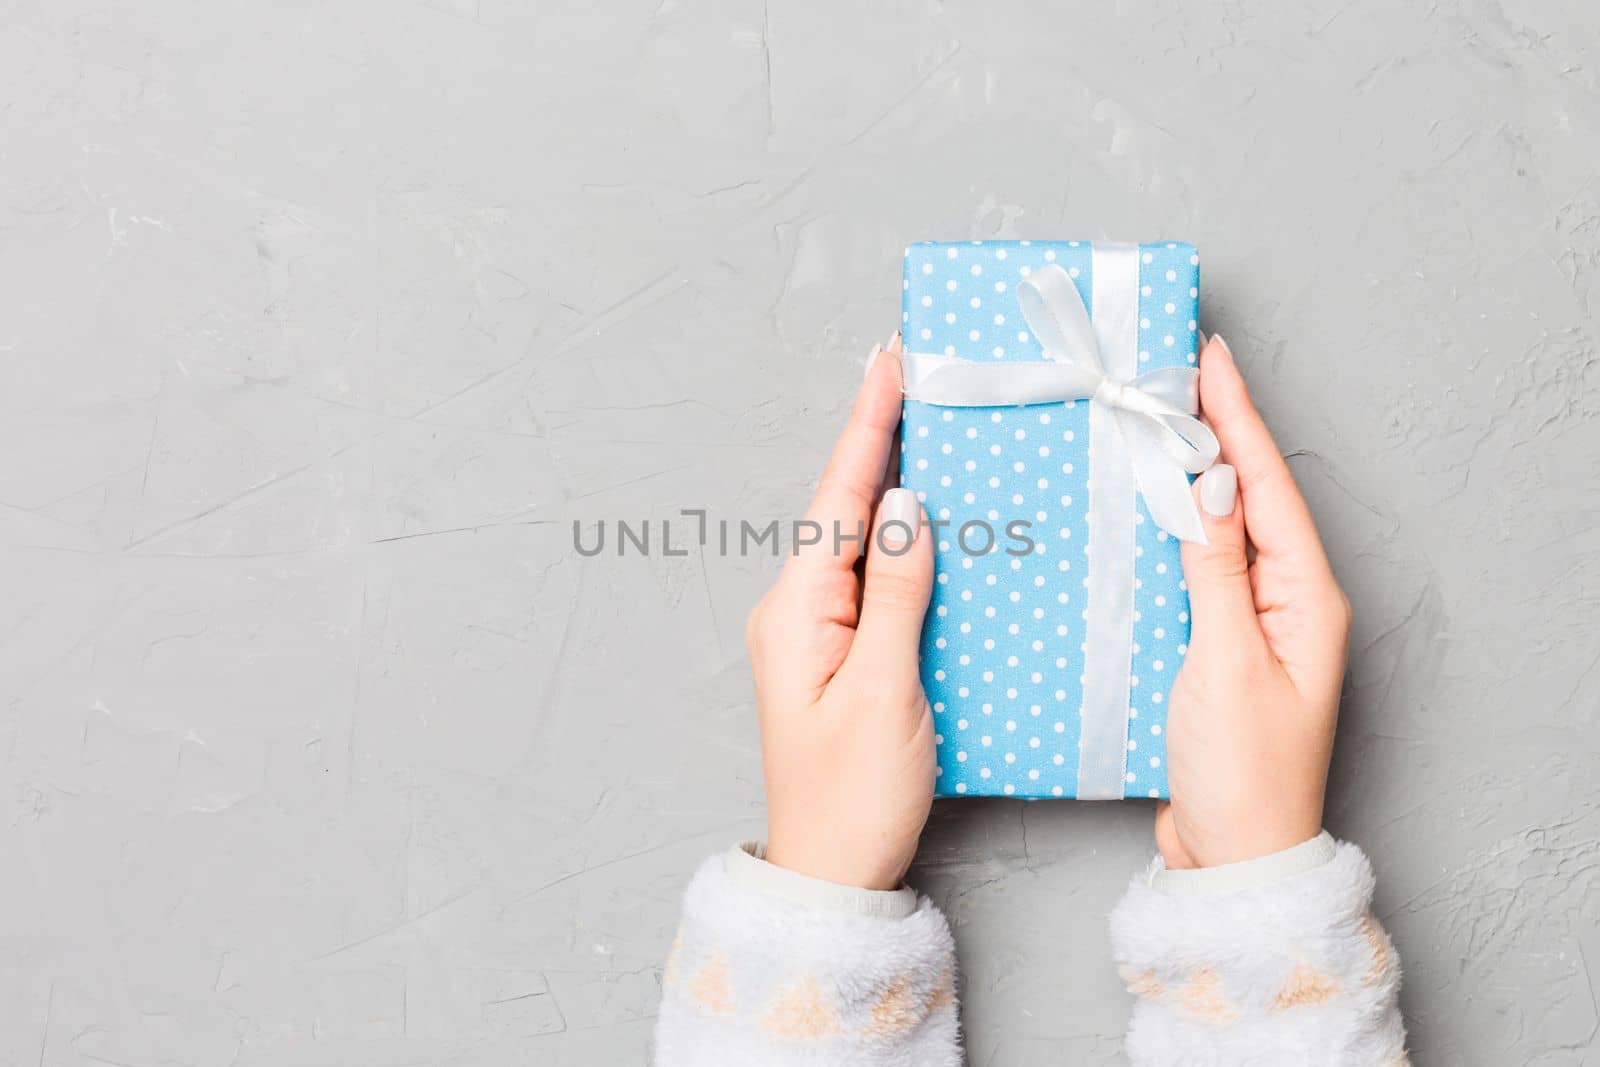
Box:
[2,2,1598,1064]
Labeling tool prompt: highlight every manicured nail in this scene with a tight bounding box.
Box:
[1200,464,1237,518]
[864,344,884,379]
[1197,328,1208,348]
[878,487,921,550]
[1208,333,1233,363]
[886,329,901,353]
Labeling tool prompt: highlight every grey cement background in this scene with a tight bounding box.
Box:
[2,1,1598,1064]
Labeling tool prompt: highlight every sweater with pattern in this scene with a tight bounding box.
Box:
[654,834,1407,1066]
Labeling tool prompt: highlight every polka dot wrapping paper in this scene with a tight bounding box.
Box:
[898,240,1200,800]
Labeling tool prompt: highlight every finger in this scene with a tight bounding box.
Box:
[1198,336,1332,576]
[1180,464,1264,649]
[871,334,907,505]
[846,487,934,682]
[784,332,904,579]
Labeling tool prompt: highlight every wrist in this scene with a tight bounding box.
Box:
[1162,800,1324,870]
[728,843,920,916]
[1152,830,1336,893]
[1165,824,1323,870]
[764,838,904,892]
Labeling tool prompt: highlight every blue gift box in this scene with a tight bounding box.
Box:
[898,240,1201,800]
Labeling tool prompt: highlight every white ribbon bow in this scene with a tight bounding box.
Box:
[901,263,1219,543]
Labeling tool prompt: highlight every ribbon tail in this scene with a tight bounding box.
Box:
[1117,412,1210,544]
[1018,264,1102,371]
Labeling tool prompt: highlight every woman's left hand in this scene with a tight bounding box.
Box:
[745,333,937,891]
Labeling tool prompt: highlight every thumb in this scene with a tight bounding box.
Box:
[1180,464,1260,649]
[848,487,934,676]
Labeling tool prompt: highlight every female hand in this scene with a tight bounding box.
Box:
[745,334,937,891]
[1159,334,1353,869]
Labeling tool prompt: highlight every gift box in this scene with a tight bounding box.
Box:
[898,240,1210,800]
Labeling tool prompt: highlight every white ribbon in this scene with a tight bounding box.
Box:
[900,262,1218,543]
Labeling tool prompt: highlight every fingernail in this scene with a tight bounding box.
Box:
[1199,464,1237,517]
[1208,333,1233,363]
[1197,328,1208,348]
[864,343,883,378]
[886,329,901,352]
[878,487,921,550]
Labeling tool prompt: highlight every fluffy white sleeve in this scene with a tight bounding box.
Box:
[1110,835,1409,1066]
[653,845,961,1067]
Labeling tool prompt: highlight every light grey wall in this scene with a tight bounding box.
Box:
[2,2,1596,1064]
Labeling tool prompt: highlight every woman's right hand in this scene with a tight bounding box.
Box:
[746,335,938,892]
[1158,333,1353,870]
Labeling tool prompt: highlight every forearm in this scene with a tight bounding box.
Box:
[654,844,962,1066]
[1111,834,1408,1066]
